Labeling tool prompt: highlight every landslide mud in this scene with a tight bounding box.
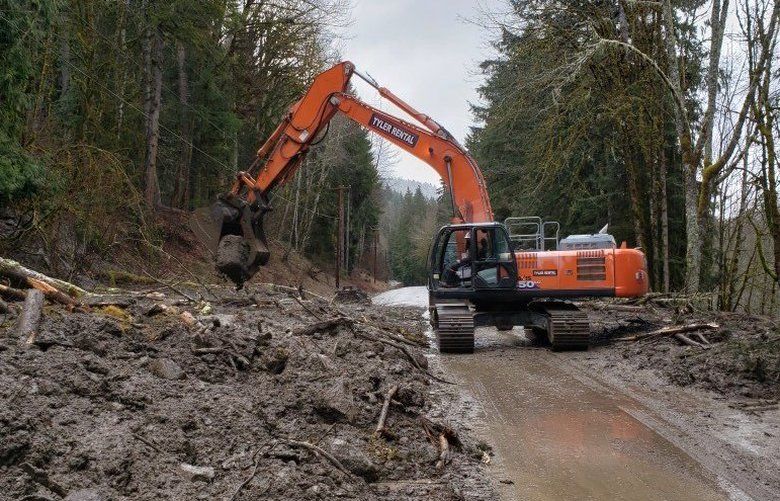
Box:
[0,286,493,500]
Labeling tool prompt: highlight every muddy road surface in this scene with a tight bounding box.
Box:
[375,287,779,501]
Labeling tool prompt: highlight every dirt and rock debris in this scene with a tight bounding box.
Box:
[586,301,780,402]
[0,281,494,500]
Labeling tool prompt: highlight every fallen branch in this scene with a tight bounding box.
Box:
[17,289,44,348]
[141,270,197,302]
[229,448,266,501]
[0,257,88,297]
[351,329,452,384]
[674,333,709,349]
[132,433,164,454]
[436,433,451,470]
[257,282,331,303]
[419,418,458,469]
[293,295,324,320]
[285,439,356,479]
[20,462,67,497]
[595,304,646,312]
[374,385,399,437]
[357,316,425,347]
[613,323,719,342]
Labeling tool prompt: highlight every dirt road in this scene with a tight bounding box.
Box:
[375,287,775,501]
[443,328,731,500]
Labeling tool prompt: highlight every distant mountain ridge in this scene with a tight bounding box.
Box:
[382,177,439,200]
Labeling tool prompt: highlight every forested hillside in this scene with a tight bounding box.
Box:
[469,0,779,314]
[0,0,382,281]
[1,0,778,315]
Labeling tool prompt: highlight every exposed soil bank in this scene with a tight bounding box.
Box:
[0,284,493,500]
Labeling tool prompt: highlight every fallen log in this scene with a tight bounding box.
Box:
[0,257,88,297]
[28,277,80,308]
[0,283,27,301]
[374,385,399,438]
[613,323,719,342]
[17,289,44,348]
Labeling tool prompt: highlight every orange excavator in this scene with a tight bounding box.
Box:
[192,61,648,353]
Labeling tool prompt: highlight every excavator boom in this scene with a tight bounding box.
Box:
[194,61,492,286]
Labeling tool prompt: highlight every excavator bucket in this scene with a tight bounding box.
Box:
[189,194,271,288]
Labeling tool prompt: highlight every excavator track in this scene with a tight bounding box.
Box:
[435,304,475,354]
[534,302,590,351]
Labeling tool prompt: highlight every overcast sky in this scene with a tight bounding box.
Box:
[339,0,502,184]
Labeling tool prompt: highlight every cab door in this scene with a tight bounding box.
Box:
[428,227,472,291]
[472,226,517,290]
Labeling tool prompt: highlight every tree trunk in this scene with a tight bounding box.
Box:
[172,40,193,209]
[649,154,660,291]
[143,24,163,209]
[116,0,130,136]
[683,165,702,292]
[659,150,670,293]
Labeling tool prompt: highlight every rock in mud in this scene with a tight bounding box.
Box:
[334,286,370,305]
[328,437,379,481]
[262,347,288,374]
[64,488,105,501]
[314,377,360,423]
[179,463,216,482]
[147,358,185,380]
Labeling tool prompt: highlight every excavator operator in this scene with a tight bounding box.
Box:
[442,233,487,287]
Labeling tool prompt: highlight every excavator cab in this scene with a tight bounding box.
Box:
[428,223,517,292]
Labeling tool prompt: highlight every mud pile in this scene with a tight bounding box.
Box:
[0,284,492,500]
[588,304,780,401]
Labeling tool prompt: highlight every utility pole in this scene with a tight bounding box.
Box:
[335,186,346,290]
[373,229,378,284]
[345,185,351,274]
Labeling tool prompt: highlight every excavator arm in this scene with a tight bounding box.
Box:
[193,61,493,286]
